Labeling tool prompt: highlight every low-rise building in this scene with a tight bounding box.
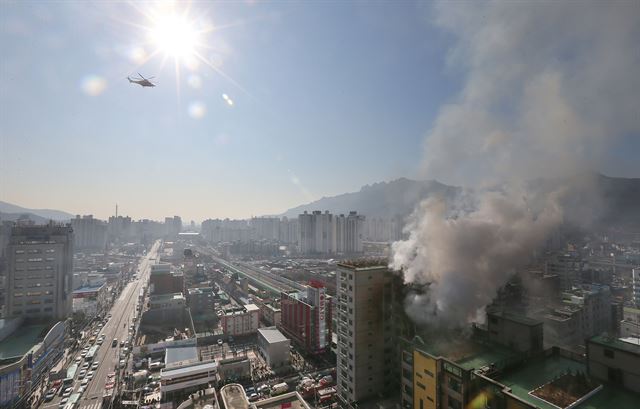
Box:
[218,356,251,382]
[160,360,218,401]
[150,263,185,295]
[251,392,311,409]
[260,303,281,327]
[487,310,543,353]
[149,293,187,310]
[72,283,108,317]
[187,287,216,314]
[0,319,66,407]
[587,334,640,394]
[257,327,290,369]
[219,304,259,336]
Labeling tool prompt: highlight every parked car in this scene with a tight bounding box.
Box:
[59,397,69,408]
[62,387,73,398]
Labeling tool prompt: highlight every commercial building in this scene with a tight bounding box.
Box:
[70,215,107,250]
[251,392,311,409]
[218,356,251,382]
[335,262,398,405]
[150,263,185,295]
[219,304,260,336]
[187,287,216,314]
[0,319,66,407]
[486,311,544,353]
[587,334,640,393]
[149,293,187,310]
[160,360,217,400]
[621,306,640,338]
[257,327,290,369]
[259,303,281,327]
[279,282,332,354]
[563,284,612,342]
[5,224,74,321]
[72,283,108,317]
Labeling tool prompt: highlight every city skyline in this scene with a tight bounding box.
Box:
[2,2,638,222]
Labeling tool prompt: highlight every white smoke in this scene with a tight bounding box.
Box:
[391,1,640,326]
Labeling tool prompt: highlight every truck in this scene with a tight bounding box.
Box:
[270,382,289,396]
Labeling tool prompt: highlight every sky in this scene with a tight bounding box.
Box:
[0,1,637,222]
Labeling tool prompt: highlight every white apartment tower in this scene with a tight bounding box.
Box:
[6,224,74,321]
[298,210,363,255]
[70,215,107,250]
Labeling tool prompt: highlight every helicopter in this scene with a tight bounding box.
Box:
[127,73,156,87]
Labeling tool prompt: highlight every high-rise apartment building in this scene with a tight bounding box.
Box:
[335,262,398,405]
[70,215,107,250]
[6,224,74,321]
[298,211,363,255]
[164,216,182,238]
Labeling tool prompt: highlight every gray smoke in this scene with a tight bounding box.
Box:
[390,1,640,327]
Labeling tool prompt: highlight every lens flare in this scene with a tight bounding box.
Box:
[222,93,234,106]
[81,75,107,96]
[188,101,206,119]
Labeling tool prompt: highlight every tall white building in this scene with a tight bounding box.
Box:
[6,224,74,321]
[70,215,107,250]
[298,210,363,255]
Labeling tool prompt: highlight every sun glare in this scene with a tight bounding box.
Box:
[149,13,199,59]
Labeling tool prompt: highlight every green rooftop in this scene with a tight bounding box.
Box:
[456,342,518,371]
[589,334,640,355]
[0,324,49,360]
[496,354,640,409]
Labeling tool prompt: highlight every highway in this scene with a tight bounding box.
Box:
[196,246,302,295]
[40,241,159,409]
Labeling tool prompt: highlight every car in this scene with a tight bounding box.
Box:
[97,338,103,345]
[120,341,125,347]
[217,339,223,346]
[44,390,56,401]
[92,362,99,370]
[62,387,73,397]
[87,371,94,380]
[78,370,86,379]
[82,362,90,369]
[105,381,115,389]
[78,385,86,395]
[119,359,126,368]
[59,397,69,408]
[248,393,259,402]
[75,356,82,363]
[80,352,87,358]
[107,372,116,379]
[81,378,89,386]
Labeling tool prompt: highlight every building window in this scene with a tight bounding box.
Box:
[448,377,461,393]
[417,382,426,390]
[604,349,615,358]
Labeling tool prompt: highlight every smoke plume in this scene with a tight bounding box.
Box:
[391,1,640,327]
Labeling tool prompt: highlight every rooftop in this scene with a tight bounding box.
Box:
[161,361,218,378]
[258,327,289,344]
[251,392,310,409]
[165,346,199,367]
[495,353,640,409]
[73,283,106,294]
[489,310,542,327]
[0,324,49,360]
[150,293,186,302]
[412,335,519,372]
[589,334,640,355]
[337,258,388,269]
[220,384,248,409]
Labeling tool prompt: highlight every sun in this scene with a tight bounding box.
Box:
[149,13,200,59]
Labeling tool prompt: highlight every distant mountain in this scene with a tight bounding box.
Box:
[281,178,460,219]
[0,211,51,224]
[280,174,640,229]
[0,201,74,221]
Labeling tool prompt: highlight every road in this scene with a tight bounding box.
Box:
[40,241,159,409]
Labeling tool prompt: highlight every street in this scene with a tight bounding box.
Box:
[39,241,159,409]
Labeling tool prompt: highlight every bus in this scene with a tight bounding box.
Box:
[85,345,99,362]
[64,363,78,385]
